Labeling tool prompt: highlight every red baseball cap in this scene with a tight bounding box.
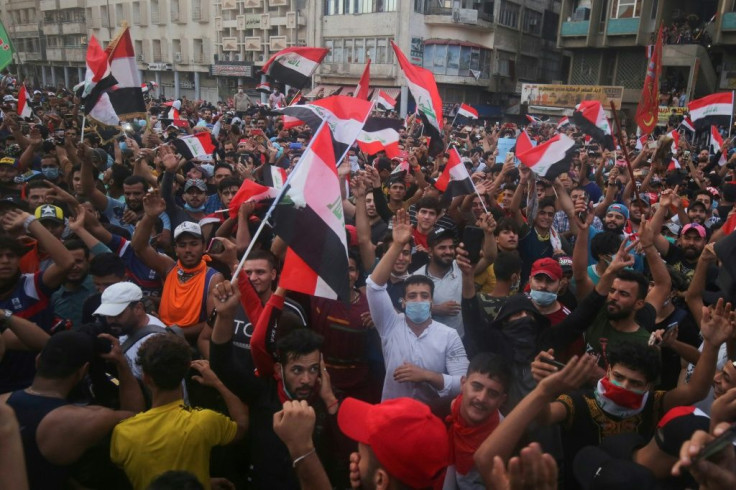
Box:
[681,223,706,238]
[531,257,563,281]
[338,397,449,488]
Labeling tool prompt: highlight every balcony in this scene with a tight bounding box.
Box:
[42,24,60,35]
[61,21,85,34]
[423,6,494,28]
[16,52,43,62]
[39,0,58,11]
[46,48,65,61]
[560,20,589,37]
[606,17,639,36]
[64,47,85,62]
[59,0,84,8]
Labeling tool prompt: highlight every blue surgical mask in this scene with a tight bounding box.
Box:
[184,203,205,212]
[405,301,431,323]
[42,167,59,180]
[530,289,557,306]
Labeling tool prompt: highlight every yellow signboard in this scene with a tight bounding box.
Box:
[521,84,624,109]
[658,106,688,126]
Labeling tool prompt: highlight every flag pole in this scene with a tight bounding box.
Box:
[609,101,639,201]
[730,91,734,139]
[231,120,330,282]
[80,115,86,144]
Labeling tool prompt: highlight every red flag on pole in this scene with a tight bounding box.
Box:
[354,59,371,100]
[635,26,663,135]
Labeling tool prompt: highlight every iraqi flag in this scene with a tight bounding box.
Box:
[273,123,350,301]
[263,164,288,189]
[457,103,478,120]
[104,26,146,120]
[573,100,615,150]
[711,126,729,166]
[681,116,696,132]
[262,47,329,89]
[668,158,681,171]
[275,95,373,164]
[357,117,403,158]
[667,130,680,153]
[354,59,371,100]
[526,114,543,125]
[517,133,575,180]
[688,92,734,130]
[16,84,32,119]
[391,41,445,156]
[77,36,119,127]
[282,91,305,130]
[228,179,280,218]
[556,116,570,130]
[171,132,215,160]
[375,90,397,111]
[434,147,474,200]
[516,129,534,155]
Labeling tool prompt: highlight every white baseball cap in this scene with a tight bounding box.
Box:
[93,282,143,317]
[174,221,203,240]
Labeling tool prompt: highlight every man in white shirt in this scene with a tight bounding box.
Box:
[366,209,469,403]
[94,282,167,379]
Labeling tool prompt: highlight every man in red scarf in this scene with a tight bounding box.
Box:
[445,353,511,489]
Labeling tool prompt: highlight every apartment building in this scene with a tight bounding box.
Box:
[2,0,45,85]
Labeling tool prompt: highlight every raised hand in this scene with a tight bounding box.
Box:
[1,209,33,233]
[537,354,597,399]
[68,206,86,234]
[142,189,166,218]
[158,144,180,172]
[607,238,637,272]
[478,212,496,234]
[488,442,558,490]
[572,197,593,230]
[190,359,224,388]
[700,298,734,347]
[391,208,413,246]
[456,243,473,274]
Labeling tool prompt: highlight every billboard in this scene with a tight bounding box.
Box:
[658,106,688,126]
[521,84,624,109]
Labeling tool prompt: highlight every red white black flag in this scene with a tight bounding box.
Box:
[517,134,575,180]
[275,95,373,163]
[77,36,119,127]
[357,117,403,158]
[573,100,614,150]
[104,26,147,119]
[457,103,478,120]
[171,132,216,160]
[16,84,32,119]
[688,92,734,130]
[375,90,397,111]
[434,147,475,200]
[262,47,329,89]
[273,123,350,301]
[391,41,445,156]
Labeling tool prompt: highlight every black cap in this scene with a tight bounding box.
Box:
[573,446,658,490]
[427,227,455,247]
[0,194,28,212]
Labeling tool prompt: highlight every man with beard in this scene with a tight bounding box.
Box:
[0,157,20,189]
[590,203,645,272]
[210,279,340,489]
[413,228,464,337]
[93,282,167,379]
[649,190,706,281]
[50,240,96,328]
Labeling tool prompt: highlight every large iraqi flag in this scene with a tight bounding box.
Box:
[77,36,119,127]
[262,47,329,89]
[391,41,445,156]
[272,123,350,301]
[688,92,734,130]
[573,100,615,150]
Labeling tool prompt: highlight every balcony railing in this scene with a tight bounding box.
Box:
[607,17,639,35]
[423,5,493,23]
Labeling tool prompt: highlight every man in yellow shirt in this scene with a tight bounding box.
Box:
[110,334,248,490]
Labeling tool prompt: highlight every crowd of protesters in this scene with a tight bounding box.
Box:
[1,72,736,490]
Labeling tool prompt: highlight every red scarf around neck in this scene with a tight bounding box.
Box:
[446,394,500,475]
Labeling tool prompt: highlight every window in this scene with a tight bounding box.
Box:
[170,0,179,22]
[355,38,365,63]
[497,51,514,77]
[499,1,520,28]
[422,43,491,78]
[345,38,354,63]
[324,37,393,64]
[333,39,344,63]
[522,9,542,35]
[423,44,434,70]
[518,55,538,80]
[325,0,397,15]
[192,0,201,20]
[376,39,387,63]
[433,44,447,75]
[325,40,334,62]
[133,2,141,24]
[611,0,641,18]
[150,0,159,23]
[446,45,460,76]
[152,39,162,62]
[100,5,109,27]
[458,46,471,76]
[414,0,424,13]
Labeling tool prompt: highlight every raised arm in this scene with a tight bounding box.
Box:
[369,208,412,287]
[0,309,49,352]
[131,190,175,278]
[684,243,716,327]
[638,219,671,315]
[571,198,595,300]
[78,144,110,213]
[352,176,376,272]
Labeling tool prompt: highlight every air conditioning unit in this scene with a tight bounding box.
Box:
[136,54,144,61]
[175,52,182,62]
[234,54,242,61]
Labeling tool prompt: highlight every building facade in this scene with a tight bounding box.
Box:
[557,0,725,120]
[3,0,45,85]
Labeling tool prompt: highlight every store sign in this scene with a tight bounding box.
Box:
[521,83,624,109]
[148,63,172,71]
[211,61,254,78]
[410,37,423,66]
